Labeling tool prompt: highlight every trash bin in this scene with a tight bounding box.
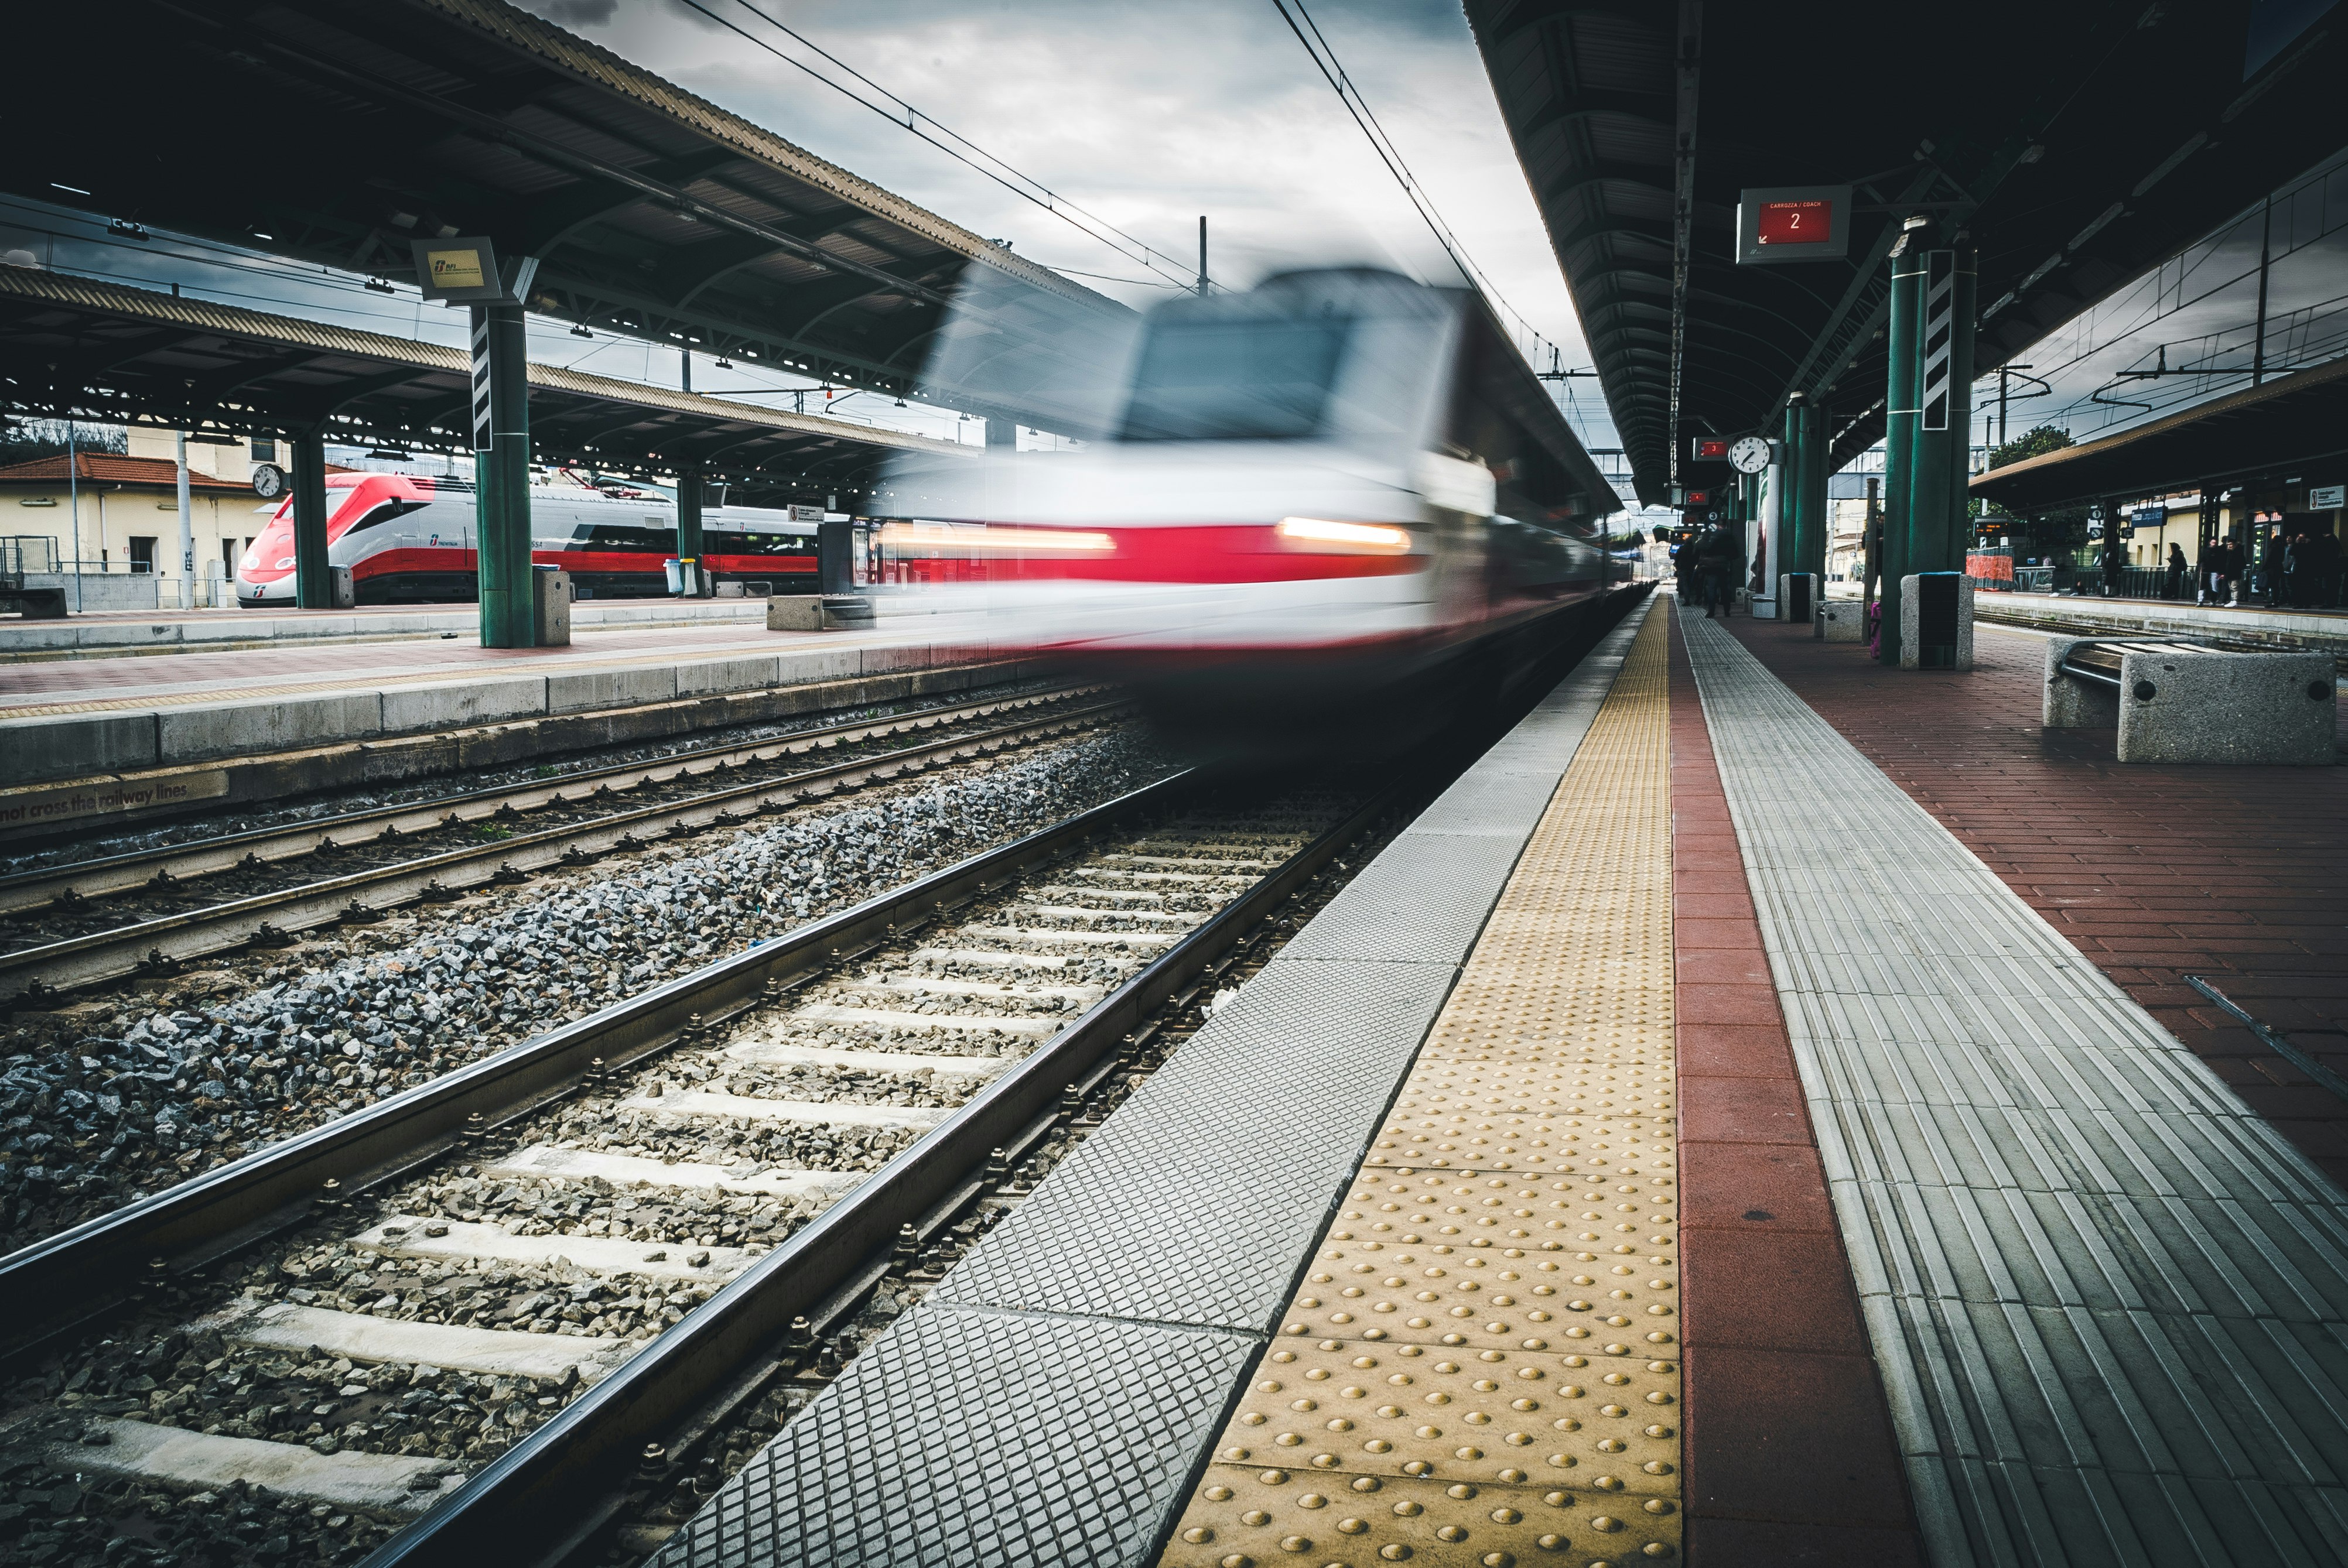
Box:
[663,557,685,595]
[534,564,572,646]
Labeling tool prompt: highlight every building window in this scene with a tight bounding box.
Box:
[221,539,238,577]
[251,438,276,463]
[129,536,157,574]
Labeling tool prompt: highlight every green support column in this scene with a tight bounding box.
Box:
[471,302,535,648]
[676,467,705,597]
[1908,232,1977,581]
[289,427,333,609]
[1914,234,1978,576]
[1779,399,1807,580]
[1881,218,1927,665]
[1797,398,1829,578]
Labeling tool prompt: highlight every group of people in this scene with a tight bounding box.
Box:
[2174,526,2344,608]
[1670,524,1747,617]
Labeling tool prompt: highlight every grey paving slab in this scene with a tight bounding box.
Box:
[1680,608,2348,1568]
[645,1303,1255,1568]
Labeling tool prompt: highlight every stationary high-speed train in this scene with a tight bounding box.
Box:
[235,478,826,605]
[866,268,1624,743]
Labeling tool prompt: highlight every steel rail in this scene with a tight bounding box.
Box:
[359,782,1392,1568]
[0,685,1093,916]
[0,699,1130,999]
[0,766,1199,1366]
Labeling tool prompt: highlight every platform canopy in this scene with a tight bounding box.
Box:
[0,262,972,505]
[1465,1,2348,505]
[1970,351,2348,513]
[8,0,1134,436]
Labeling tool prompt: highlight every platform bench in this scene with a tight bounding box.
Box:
[2044,636,2336,764]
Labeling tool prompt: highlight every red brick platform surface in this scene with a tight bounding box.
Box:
[1720,613,2348,1187]
[1669,614,1923,1564]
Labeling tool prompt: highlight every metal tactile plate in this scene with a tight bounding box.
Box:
[933,956,1460,1329]
[1278,836,1533,966]
[646,1302,1257,1568]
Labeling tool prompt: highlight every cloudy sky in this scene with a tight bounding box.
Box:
[518,0,1616,446]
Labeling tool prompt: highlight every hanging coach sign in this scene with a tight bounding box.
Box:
[1736,186,1852,265]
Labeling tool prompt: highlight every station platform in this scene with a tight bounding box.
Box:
[0,608,1010,791]
[0,595,773,659]
[637,591,2348,1568]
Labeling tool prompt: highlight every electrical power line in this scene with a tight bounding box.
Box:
[671,0,1212,295]
[1268,0,1564,376]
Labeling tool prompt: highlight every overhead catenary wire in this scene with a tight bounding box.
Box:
[669,0,1213,296]
[1267,0,1563,376]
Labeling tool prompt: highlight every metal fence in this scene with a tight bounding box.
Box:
[1,536,59,576]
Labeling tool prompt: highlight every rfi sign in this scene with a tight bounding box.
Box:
[1737,186,1853,265]
[2311,484,2346,509]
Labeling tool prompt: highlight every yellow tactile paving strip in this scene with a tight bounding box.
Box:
[1162,610,1677,1568]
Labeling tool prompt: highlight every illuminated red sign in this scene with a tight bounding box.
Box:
[1691,437,1730,461]
[1684,489,1711,507]
[1756,199,1833,247]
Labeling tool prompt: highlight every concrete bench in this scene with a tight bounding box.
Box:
[2045,636,2336,764]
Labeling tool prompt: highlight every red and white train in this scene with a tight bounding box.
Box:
[866,268,1626,744]
[235,478,825,605]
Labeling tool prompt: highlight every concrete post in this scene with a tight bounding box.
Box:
[289,427,333,610]
[1758,449,1783,616]
[174,431,195,608]
[676,467,706,597]
[1881,218,1927,665]
[471,303,535,648]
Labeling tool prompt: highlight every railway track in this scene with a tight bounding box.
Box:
[0,594,1644,1568]
[0,769,1386,1568]
[0,687,1121,1002]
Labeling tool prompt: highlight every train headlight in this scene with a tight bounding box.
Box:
[877,522,1115,554]
[1276,517,1413,553]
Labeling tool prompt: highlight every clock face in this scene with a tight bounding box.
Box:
[1728,436,1772,474]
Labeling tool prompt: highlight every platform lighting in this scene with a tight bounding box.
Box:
[570,324,592,338]
[364,277,395,294]
[715,358,734,369]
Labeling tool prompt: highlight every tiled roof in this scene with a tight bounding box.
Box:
[0,453,260,491]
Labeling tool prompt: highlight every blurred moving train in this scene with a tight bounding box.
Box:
[234,477,824,606]
[868,268,1625,745]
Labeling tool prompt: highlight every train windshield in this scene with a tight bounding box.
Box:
[1117,316,1352,442]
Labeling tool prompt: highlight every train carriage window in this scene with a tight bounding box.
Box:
[342,499,429,532]
[1119,315,1352,441]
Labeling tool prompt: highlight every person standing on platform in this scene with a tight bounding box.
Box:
[2261,528,2287,607]
[1700,526,1738,618]
[2164,543,2187,601]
